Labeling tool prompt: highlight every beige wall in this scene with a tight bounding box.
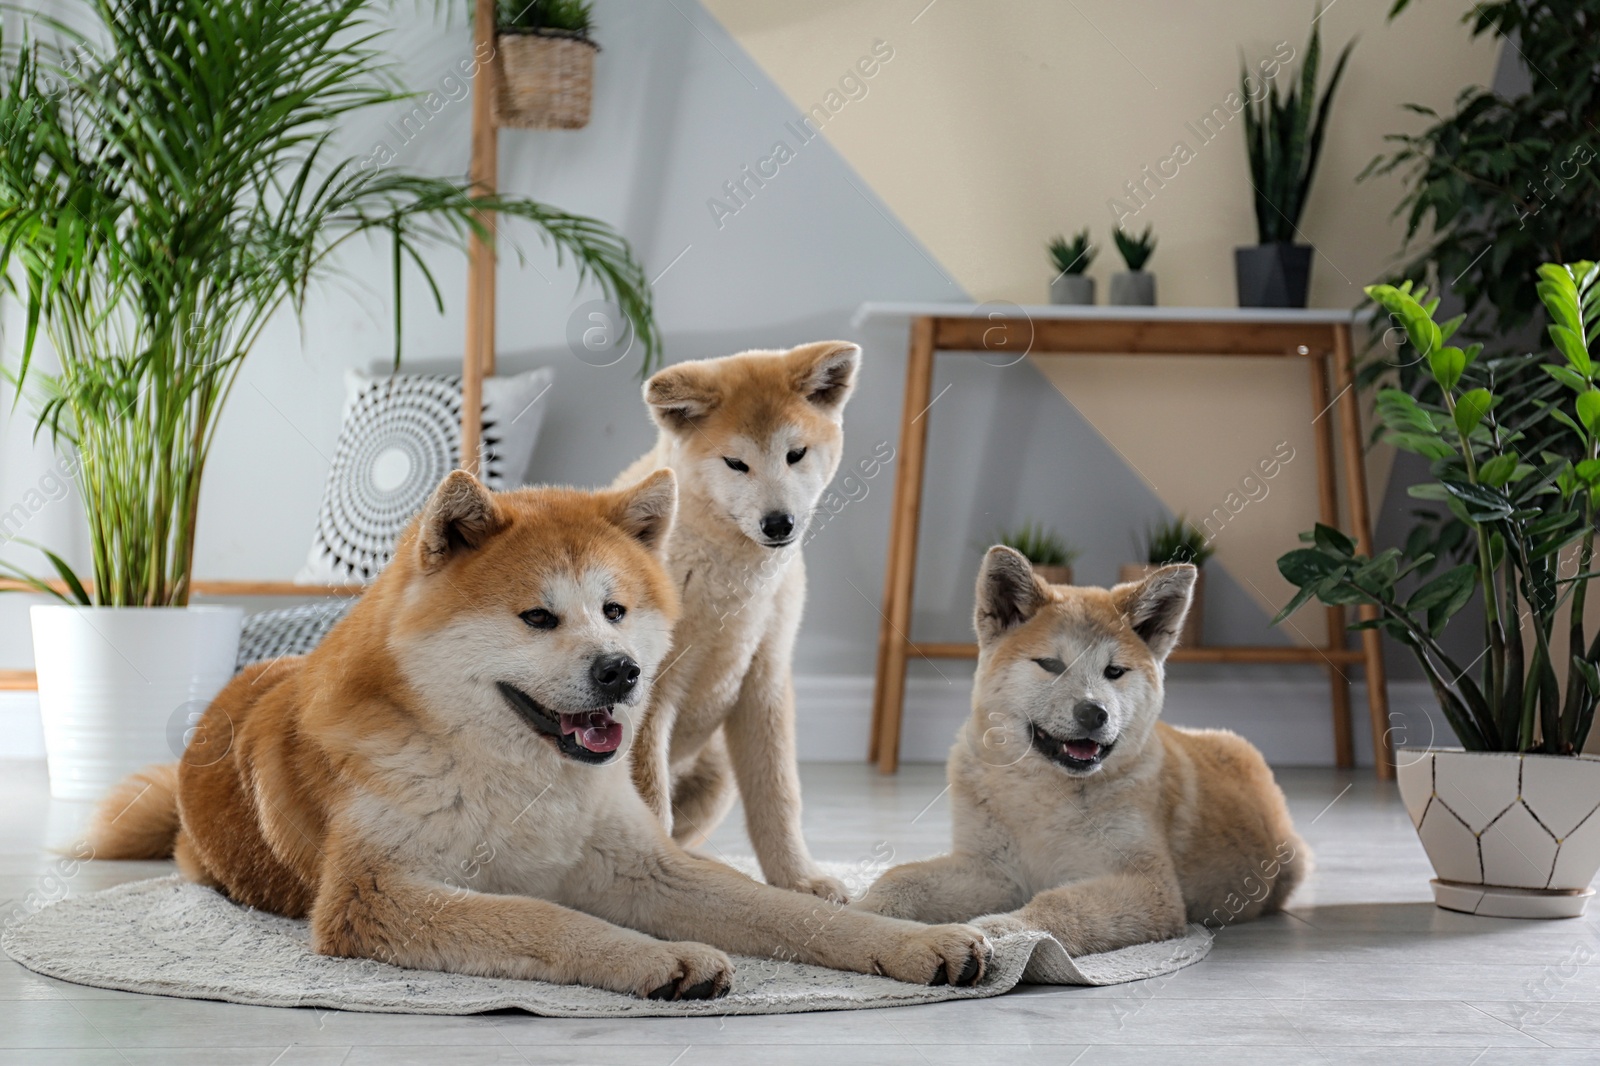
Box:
[702,0,1500,637]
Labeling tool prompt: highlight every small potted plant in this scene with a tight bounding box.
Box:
[494,0,599,130]
[1236,11,1352,307]
[1275,264,1600,918]
[997,521,1079,586]
[0,0,656,800]
[1110,224,1157,306]
[1122,517,1213,647]
[1047,230,1096,305]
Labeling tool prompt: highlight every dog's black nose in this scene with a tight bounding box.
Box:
[760,512,796,541]
[590,653,640,702]
[1074,701,1109,731]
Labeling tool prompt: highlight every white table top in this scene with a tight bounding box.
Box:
[851,301,1360,329]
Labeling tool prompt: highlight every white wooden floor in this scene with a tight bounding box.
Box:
[2,759,1597,1065]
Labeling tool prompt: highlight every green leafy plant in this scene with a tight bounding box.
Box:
[1369,0,1598,346]
[996,521,1079,568]
[0,0,657,608]
[1141,517,1215,567]
[1240,9,1353,243]
[1047,230,1095,276]
[1112,225,1156,271]
[496,0,594,36]
[1273,263,1600,755]
[1356,0,1597,471]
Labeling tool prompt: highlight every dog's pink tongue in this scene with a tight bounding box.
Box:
[1064,739,1101,761]
[561,710,623,753]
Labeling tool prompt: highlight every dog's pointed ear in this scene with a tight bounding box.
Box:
[645,362,719,433]
[788,341,860,413]
[418,470,505,573]
[610,469,677,554]
[975,545,1049,645]
[1116,563,1197,660]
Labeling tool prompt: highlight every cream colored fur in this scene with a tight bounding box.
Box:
[618,341,860,901]
[853,547,1309,954]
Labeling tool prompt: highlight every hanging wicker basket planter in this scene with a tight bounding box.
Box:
[492,29,598,130]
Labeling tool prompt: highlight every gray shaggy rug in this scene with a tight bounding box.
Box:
[2,860,1211,1017]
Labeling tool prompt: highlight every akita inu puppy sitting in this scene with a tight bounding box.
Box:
[618,341,860,901]
[88,471,992,998]
[853,547,1308,955]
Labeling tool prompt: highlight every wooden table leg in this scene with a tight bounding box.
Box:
[462,0,499,475]
[871,317,936,774]
[1309,348,1355,769]
[1332,323,1394,780]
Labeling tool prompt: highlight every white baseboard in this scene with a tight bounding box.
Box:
[1,677,1443,767]
[0,693,44,759]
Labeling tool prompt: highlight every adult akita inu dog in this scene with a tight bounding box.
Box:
[853,547,1308,954]
[618,341,860,901]
[87,471,991,998]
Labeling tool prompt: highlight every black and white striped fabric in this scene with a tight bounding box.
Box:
[235,600,357,672]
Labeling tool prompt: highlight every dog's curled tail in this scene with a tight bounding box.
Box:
[86,764,181,860]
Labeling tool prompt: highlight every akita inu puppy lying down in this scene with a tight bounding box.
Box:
[620,341,861,902]
[853,548,1308,955]
[88,472,991,999]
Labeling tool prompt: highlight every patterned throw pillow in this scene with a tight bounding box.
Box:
[236,600,357,671]
[295,367,553,585]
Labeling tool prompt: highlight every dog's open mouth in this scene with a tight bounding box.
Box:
[496,682,623,765]
[1031,723,1115,773]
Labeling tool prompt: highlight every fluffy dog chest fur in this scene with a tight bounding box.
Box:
[953,729,1165,895]
[348,726,617,899]
[659,530,797,754]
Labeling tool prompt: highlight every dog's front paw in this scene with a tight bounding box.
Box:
[970,912,1030,939]
[877,924,992,987]
[781,870,849,904]
[622,941,733,1001]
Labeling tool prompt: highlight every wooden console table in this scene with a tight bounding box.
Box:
[857,303,1393,779]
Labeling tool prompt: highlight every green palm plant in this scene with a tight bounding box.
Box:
[0,0,659,608]
[1240,11,1353,243]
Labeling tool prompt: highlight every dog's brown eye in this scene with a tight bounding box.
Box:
[520,608,558,630]
[1034,657,1066,675]
[786,447,807,465]
[603,602,626,623]
[1104,664,1126,680]
[724,457,749,473]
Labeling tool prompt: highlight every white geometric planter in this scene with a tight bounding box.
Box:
[31,605,243,801]
[1395,749,1600,919]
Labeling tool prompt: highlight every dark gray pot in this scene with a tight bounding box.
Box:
[1235,243,1313,308]
[1110,271,1156,306]
[1050,274,1095,305]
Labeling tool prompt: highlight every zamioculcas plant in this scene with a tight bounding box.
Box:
[1274,264,1600,755]
[0,0,659,608]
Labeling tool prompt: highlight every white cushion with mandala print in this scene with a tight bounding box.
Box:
[295,366,553,585]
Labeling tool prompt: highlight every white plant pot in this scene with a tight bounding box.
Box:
[31,605,243,801]
[1396,748,1600,919]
